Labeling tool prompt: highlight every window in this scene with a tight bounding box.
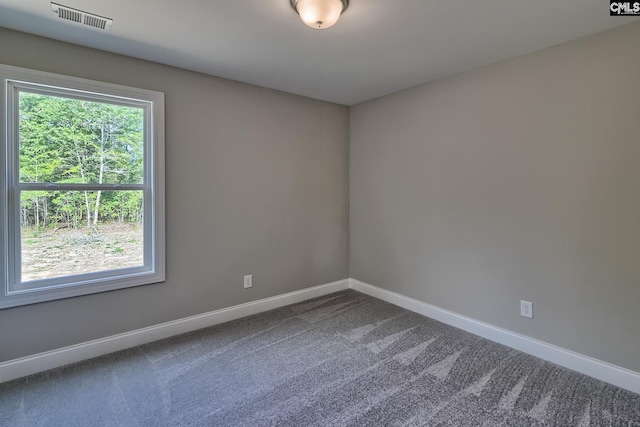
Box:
[0,64,165,308]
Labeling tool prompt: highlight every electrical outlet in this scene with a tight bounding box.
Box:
[520,300,533,319]
[244,274,252,289]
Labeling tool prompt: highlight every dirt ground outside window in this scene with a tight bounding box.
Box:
[21,223,144,282]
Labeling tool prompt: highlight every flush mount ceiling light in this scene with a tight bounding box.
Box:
[290,0,349,29]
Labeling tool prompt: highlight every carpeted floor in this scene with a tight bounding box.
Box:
[1,290,639,426]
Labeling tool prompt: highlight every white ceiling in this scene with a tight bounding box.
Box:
[0,0,637,105]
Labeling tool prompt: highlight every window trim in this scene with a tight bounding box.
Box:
[0,64,165,309]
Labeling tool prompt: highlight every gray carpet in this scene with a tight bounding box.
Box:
[1,290,639,426]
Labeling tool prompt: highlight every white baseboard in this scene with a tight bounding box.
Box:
[3,277,639,395]
[348,278,640,395]
[0,279,349,384]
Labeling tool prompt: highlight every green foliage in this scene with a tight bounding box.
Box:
[18,92,145,228]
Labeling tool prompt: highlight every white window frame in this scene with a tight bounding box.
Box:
[0,64,165,309]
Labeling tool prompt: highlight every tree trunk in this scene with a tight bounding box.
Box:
[93,124,106,226]
[73,138,92,228]
[34,196,39,229]
[43,196,48,228]
[83,191,91,228]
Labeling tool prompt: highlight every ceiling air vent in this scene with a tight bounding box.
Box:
[51,3,113,32]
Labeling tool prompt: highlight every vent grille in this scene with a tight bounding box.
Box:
[51,3,112,32]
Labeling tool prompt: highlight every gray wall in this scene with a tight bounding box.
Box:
[350,23,640,373]
[0,28,349,362]
[3,20,640,375]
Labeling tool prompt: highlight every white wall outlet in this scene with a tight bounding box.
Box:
[520,300,533,318]
[243,274,252,289]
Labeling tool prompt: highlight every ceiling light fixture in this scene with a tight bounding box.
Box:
[290,0,349,29]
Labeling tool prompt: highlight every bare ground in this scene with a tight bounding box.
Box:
[21,223,143,282]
